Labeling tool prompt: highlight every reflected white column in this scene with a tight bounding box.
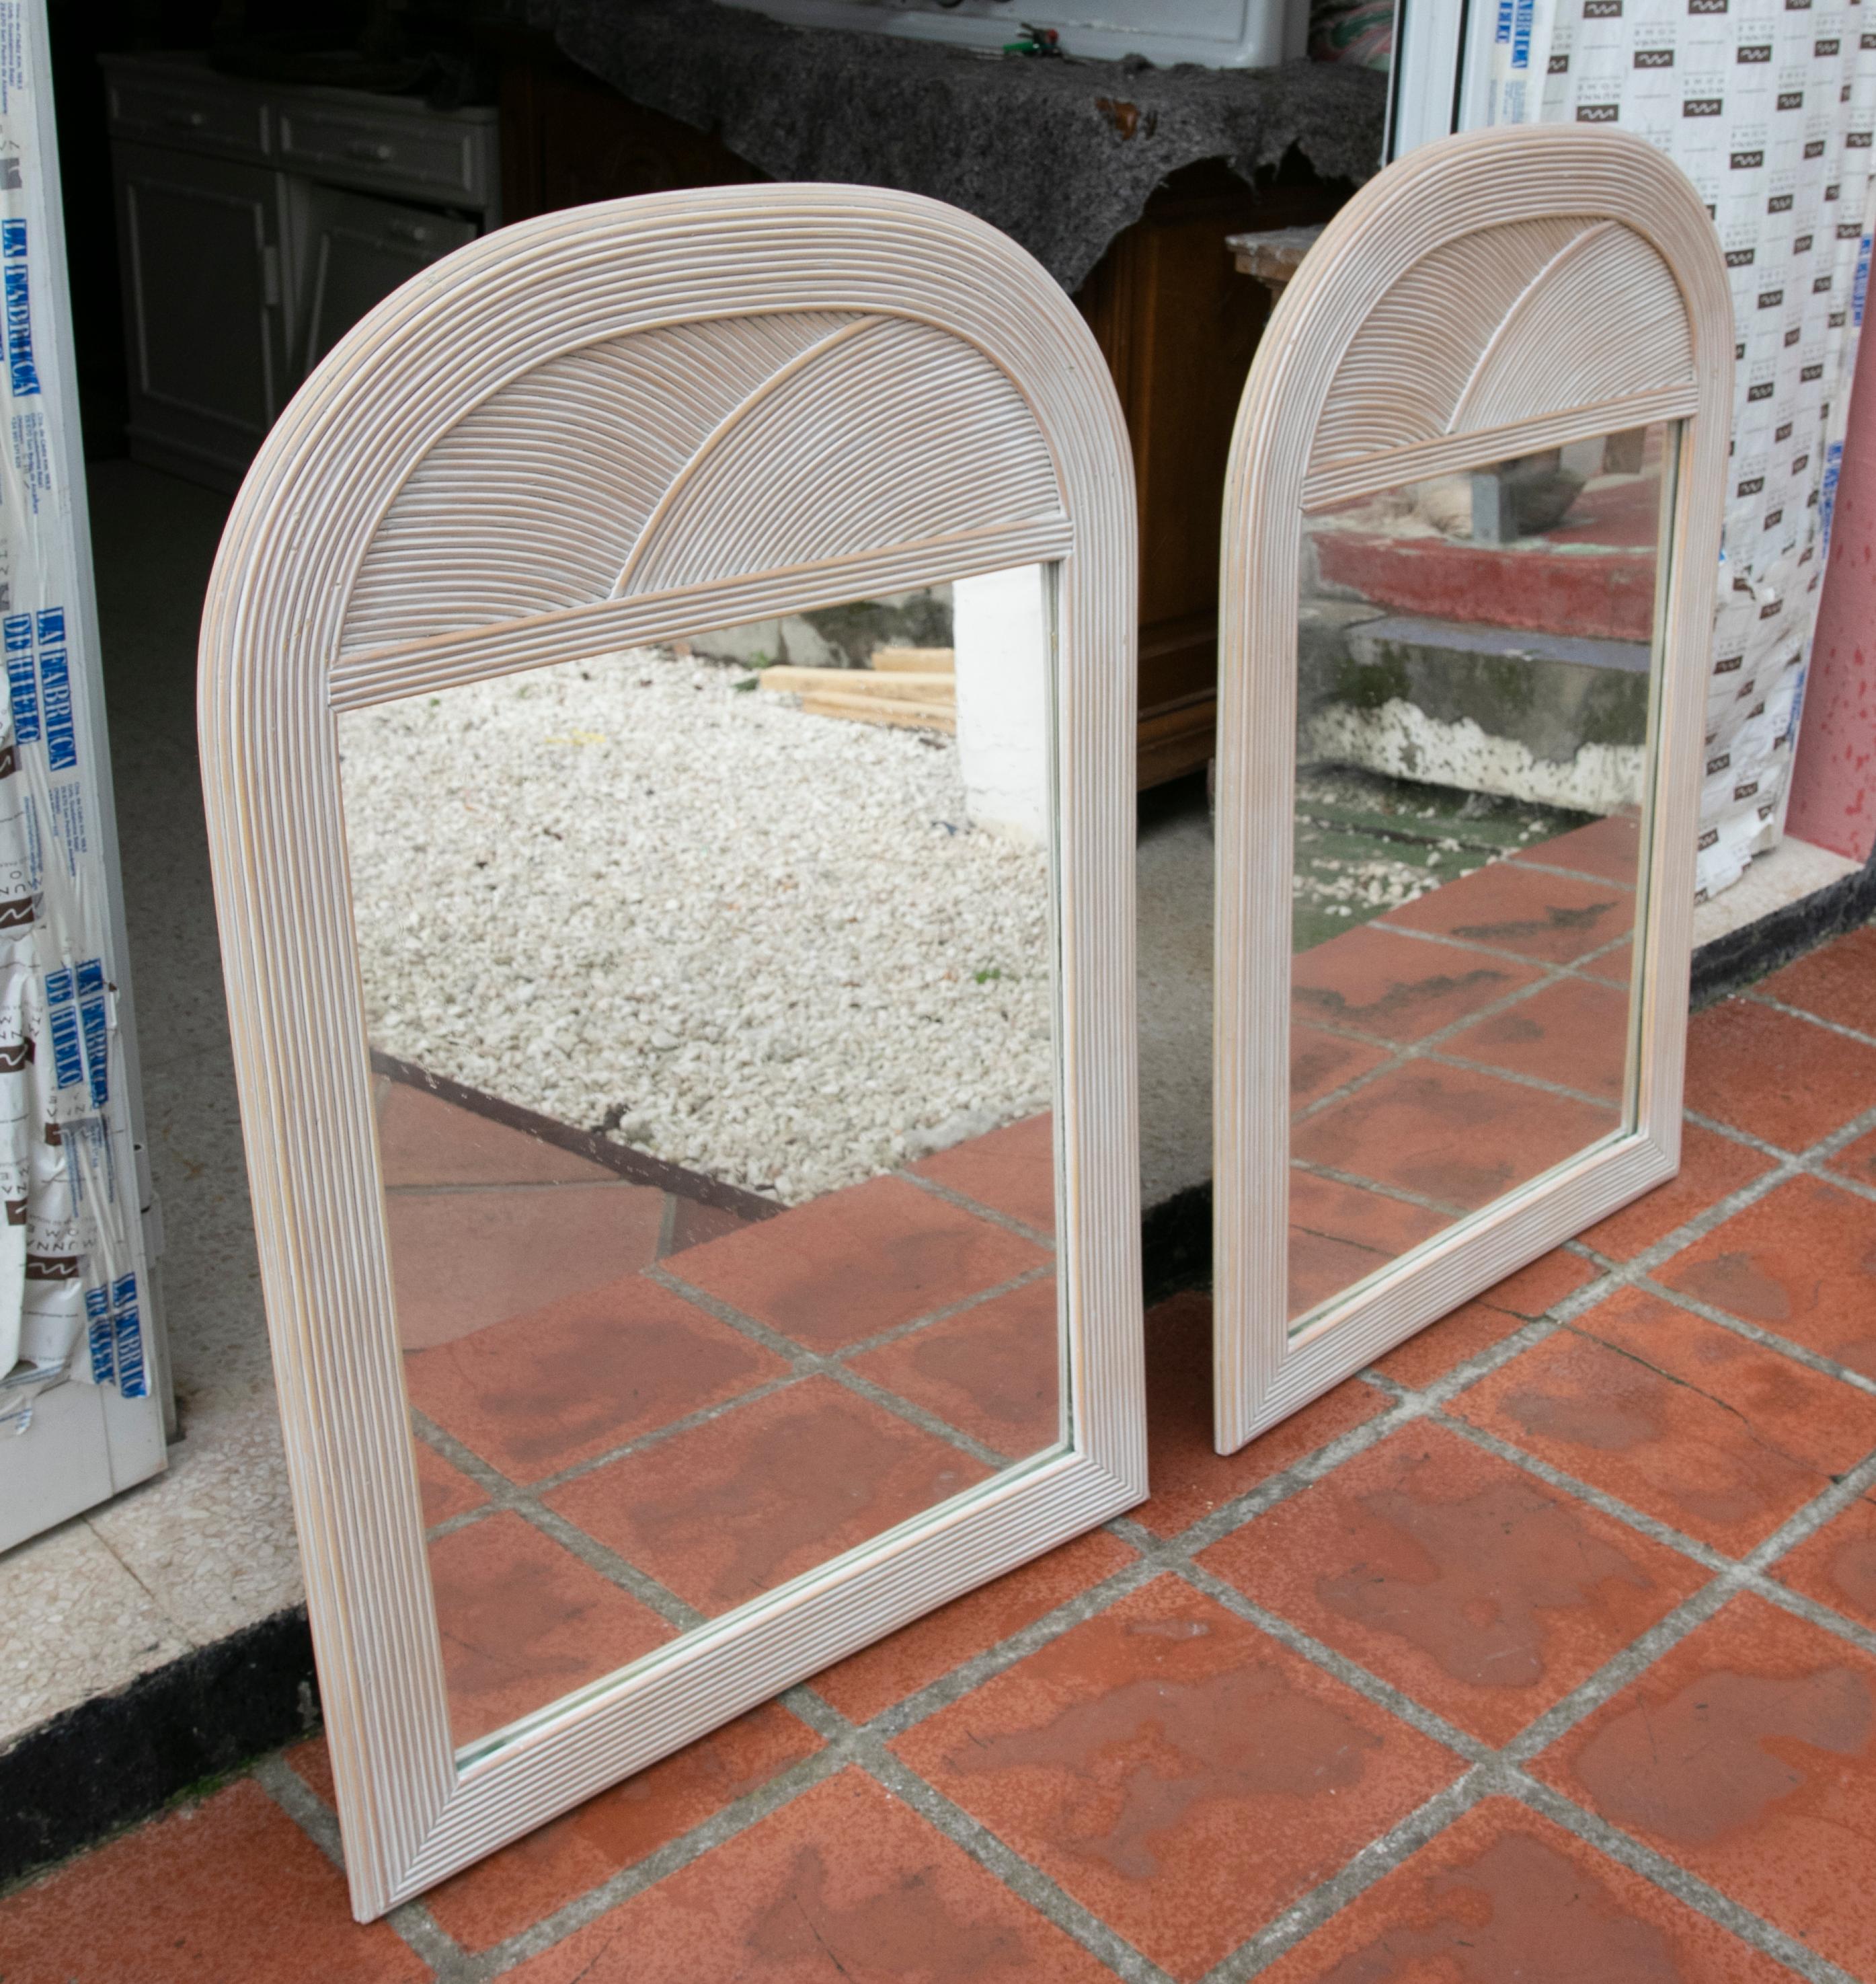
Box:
[953,564,1049,846]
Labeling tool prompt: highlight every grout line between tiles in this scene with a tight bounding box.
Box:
[456,1739,855,1982]
[63,957,1876,1982]
[865,1554,1161,1740]
[1372,917,1635,981]
[891,1166,1056,1248]
[1677,1098,1876,1211]
[1629,1274,1876,1399]
[1171,1558,1491,1763]
[650,1256,1055,1369]
[1738,986,1876,1055]
[253,1753,471,1981]
[858,1745,1178,1984]
[1202,1770,1493,1983]
[1290,938,1608,1122]
[1509,1775,1866,1984]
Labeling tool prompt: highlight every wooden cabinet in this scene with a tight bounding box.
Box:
[1076,162,1345,783]
[499,48,763,217]
[112,141,292,486]
[299,186,477,372]
[104,54,499,491]
[497,41,1351,785]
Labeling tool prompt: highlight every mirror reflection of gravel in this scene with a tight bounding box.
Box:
[340,648,1052,1204]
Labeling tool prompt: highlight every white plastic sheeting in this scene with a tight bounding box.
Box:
[1503,0,1876,897]
[0,1,149,1433]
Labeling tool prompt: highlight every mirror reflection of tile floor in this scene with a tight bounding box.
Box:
[387,811,1644,1746]
[14,924,1876,1984]
[380,1078,1059,1746]
[1288,811,1637,1318]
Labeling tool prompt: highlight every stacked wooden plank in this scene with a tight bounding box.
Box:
[756,646,957,732]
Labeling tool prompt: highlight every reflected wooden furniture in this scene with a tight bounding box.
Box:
[102,52,497,491]
[497,41,1351,786]
[1227,223,1325,295]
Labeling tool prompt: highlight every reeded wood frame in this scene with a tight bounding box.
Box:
[198,185,1144,1919]
[1213,128,1733,1453]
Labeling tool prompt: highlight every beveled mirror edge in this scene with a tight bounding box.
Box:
[198,184,1144,1920]
[1212,125,1733,1457]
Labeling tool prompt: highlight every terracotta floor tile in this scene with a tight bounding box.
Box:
[1257,1796,1792,1984]
[1371,1253,1598,1389]
[1370,1299,1534,1389]
[892,1576,1461,1980]
[1379,860,1635,965]
[844,1274,1060,1459]
[1771,1493,1876,1632]
[548,1377,988,1618]
[1136,1290,1390,1537]
[414,1438,487,1526]
[428,1512,676,1747]
[1201,1424,1705,1745]
[1478,1248,1601,1318]
[1291,1024,1394,1110]
[1532,1593,1876,1979]
[284,1734,336,1808]
[424,1702,822,1953]
[666,1176,1049,1352]
[1582,938,1634,986]
[909,1111,1056,1233]
[1289,1170,1450,1322]
[1825,1122,1876,1189]
[1577,1284,1876,1466]
[1451,1287,1876,1554]
[1685,997,1876,1150]
[1293,1063,1618,1216]
[386,1182,668,1351]
[1291,924,1547,1044]
[810,1527,1138,1724]
[1440,977,1634,1102]
[503,1768,1116,1984]
[664,1194,756,1254]
[0,1778,428,1984]
[405,1272,787,1485]
[375,1079,613,1188]
[1579,1122,1777,1260]
[1658,1174,1876,1378]
[1754,925,1876,1037]
[1510,810,1643,886]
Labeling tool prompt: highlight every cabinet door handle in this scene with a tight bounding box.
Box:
[385,221,430,243]
[165,108,208,128]
[347,141,395,163]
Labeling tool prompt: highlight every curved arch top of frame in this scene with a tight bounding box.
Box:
[1213,127,1733,1457]
[199,184,1142,1919]
[1308,213,1698,473]
[341,309,1066,658]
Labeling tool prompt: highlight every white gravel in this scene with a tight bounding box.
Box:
[339,648,1052,1204]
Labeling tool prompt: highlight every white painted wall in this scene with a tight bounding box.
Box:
[953,564,1050,845]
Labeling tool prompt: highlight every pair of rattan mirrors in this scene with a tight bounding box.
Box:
[200,125,1730,1914]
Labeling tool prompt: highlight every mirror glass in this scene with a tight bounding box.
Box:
[339,577,1062,1757]
[1287,424,1672,1328]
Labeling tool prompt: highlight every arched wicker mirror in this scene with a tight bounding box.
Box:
[1212,127,1733,1453]
[199,184,1145,1917]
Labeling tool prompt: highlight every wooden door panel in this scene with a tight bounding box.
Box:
[1077,163,1350,783]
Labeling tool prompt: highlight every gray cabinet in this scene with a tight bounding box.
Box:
[300,185,475,373]
[104,55,498,491]
[113,141,291,484]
